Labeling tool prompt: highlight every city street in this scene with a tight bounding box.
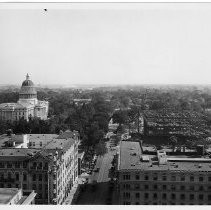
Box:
[75,139,118,204]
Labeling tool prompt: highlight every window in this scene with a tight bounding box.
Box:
[144,175,149,180]
[29,142,32,147]
[153,174,158,181]
[0,173,4,179]
[33,174,36,181]
[208,194,211,201]
[40,142,42,147]
[39,184,42,190]
[15,173,19,181]
[39,174,42,181]
[7,162,12,168]
[153,185,158,190]
[181,176,185,181]
[209,177,211,182]
[171,185,176,191]
[0,162,4,168]
[190,176,194,182]
[16,184,19,188]
[135,184,140,190]
[162,193,167,199]
[162,175,167,181]
[23,162,27,168]
[135,202,140,205]
[144,193,149,199]
[180,194,185,200]
[171,193,176,199]
[23,173,27,181]
[123,184,130,190]
[8,184,11,188]
[45,174,48,181]
[135,174,140,180]
[180,186,185,191]
[32,184,36,190]
[33,142,35,147]
[171,176,176,181]
[135,193,140,198]
[189,186,194,191]
[199,176,204,182]
[162,185,167,190]
[15,162,21,168]
[23,184,27,190]
[153,193,157,199]
[123,174,130,180]
[199,186,204,191]
[144,185,149,190]
[190,194,194,200]
[123,192,130,199]
[8,172,12,179]
[199,194,204,200]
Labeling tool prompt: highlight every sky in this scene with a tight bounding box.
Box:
[1,3,211,85]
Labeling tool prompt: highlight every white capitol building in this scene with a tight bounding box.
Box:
[0,74,49,121]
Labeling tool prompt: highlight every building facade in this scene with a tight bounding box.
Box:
[118,141,211,205]
[0,74,49,121]
[0,130,79,205]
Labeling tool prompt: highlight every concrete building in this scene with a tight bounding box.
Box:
[0,130,79,205]
[0,188,36,205]
[117,140,211,205]
[0,74,49,121]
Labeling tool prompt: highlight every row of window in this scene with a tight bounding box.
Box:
[122,173,211,182]
[123,183,211,191]
[0,172,48,182]
[123,192,211,201]
[123,201,210,205]
[0,161,28,168]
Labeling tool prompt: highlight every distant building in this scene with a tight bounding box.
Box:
[117,140,211,205]
[0,188,36,205]
[0,74,49,121]
[72,99,92,106]
[0,130,79,204]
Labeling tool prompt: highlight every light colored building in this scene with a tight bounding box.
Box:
[118,140,211,205]
[0,130,79,205]
[0,74,49,121]
[0,188,36,205]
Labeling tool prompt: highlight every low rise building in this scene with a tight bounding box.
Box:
[0,188,36,205]
[118,140,211,205]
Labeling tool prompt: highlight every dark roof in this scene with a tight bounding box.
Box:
[21,80,34,87]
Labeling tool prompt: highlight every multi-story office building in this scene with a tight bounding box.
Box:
[0,74,49,121]
[0,188,36,205]
[0,130,79,204]
[118,140,211,205]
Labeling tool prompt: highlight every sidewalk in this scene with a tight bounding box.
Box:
[63,177,84,205]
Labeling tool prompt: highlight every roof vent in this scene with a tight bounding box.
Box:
[131,164,135,166]
[198,164,202,168]
[130,152,137,156]
[10,153,13,155]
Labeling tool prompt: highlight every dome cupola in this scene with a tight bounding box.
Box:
[18,74,37,103]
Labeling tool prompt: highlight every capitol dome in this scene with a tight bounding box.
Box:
[19,74,37,100]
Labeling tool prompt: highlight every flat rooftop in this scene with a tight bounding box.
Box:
[28,134,58,141]
[0,188,19,204]
[119,141,211,172]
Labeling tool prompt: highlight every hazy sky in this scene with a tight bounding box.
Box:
[1,3,211,85]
